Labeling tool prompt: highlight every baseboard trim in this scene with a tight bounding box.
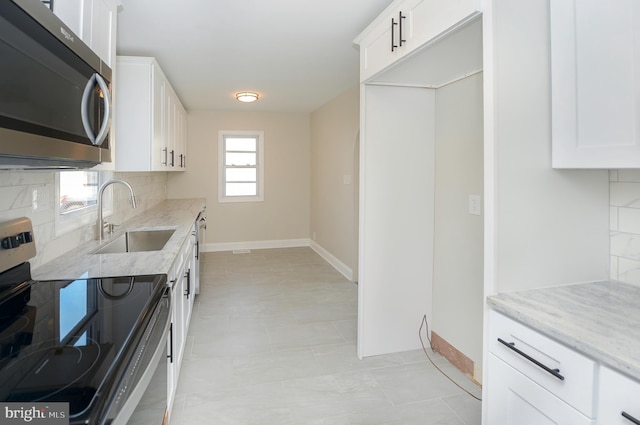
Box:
[201,238,354,282]
[309,240,353,281]
[430,331,476,381]
[203,239,310,252]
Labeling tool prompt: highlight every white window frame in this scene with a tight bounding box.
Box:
[218,130,264,203]
[55,171,113,236]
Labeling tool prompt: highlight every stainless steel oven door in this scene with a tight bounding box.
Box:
[110,287,171,425]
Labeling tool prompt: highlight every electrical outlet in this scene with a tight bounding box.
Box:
[32,185,50,212]
[469,195,481,216]
[343,175,351,185]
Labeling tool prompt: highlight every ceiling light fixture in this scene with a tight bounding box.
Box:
[235,92,259,103]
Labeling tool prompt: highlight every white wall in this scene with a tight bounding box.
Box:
[0,170,168,269]
[358,84,436,357]
[310,85,360,279]
[167,110,310,249]
[486,0,610,295]
[432,73,484,369]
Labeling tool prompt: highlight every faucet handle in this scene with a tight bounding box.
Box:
[103,222,118,235]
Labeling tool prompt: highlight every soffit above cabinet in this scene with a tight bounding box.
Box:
[370,15,483,88]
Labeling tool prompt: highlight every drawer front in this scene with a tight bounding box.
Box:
[489,310,596,417]
[598,366,640,425]
[487,354,595,425]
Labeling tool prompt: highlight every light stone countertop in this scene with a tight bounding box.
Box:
[32,198,206,281]
[488,280,640,381]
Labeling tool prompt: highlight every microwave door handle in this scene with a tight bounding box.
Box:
[81,74,98,144]
[80,74,111,146]
[93,74,111,146]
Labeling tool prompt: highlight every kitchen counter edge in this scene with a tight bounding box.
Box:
[487,280,640,382]
[32,198,206,281]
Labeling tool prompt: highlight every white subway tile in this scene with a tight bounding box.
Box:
[610,182,640,208]
[618,170,640,183]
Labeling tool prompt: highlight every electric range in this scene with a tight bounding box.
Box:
[0,217,170,424]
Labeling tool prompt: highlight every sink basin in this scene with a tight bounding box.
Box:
[94,229,175,254]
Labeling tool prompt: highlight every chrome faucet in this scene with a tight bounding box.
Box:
[97,179,137,240]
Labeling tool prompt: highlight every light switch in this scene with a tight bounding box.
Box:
[343,175,352,185]
[469,195,481,216]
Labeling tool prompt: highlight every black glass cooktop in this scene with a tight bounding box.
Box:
[0,263,165,423]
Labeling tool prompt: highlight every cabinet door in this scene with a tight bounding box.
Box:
[551,0,640,168]
[51,0,83,36]
[409,0,481,49]
[487,354,595,425]
[82,0,116,67]
[598,366,640,425]
[357,1,417,82]
[151,65,167,171]
[167,295,177,416]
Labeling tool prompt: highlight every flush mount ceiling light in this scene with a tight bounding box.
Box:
[235,92,259,103]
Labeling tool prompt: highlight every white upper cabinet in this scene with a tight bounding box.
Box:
[115,56,187,172]
[551,0,640,168]
[52,0,117,67]
[354,0,481,82]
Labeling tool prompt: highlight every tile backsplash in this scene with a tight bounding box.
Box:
[610,170,640,284]
[0,170,167,270]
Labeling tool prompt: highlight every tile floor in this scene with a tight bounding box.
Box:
[170,247,482,425]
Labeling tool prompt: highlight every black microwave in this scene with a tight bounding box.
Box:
[0,0,112,169]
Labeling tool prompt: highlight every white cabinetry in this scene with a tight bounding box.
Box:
[115,57,188,172]
[551,0,640,168]
[487,311,596,424]
[355,2,483,359]
[598,366,640,425]
[487,355,594,425]
[355,0,480,82]
[166,219,198,422]
[51,0,116,66]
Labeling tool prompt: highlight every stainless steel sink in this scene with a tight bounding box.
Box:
[94,229,175,254]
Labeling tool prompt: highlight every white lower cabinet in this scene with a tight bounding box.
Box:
[487,354,594,425]
[487,311,596,424]
[598,367,640,425]
[165,221,198,422]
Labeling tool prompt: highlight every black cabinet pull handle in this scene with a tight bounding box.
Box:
[170,150,175,167]
[623,412,640,424]
[391,17,398,52]
[497,338,565,381]
[167,322,174,363]
[399,11,406,46]
[184,268,191,299]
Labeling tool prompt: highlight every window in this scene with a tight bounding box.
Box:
[55,170,112,235]
[218,131,264,202]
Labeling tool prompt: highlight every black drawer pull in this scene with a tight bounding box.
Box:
[497,338,565,381]
[622,411,640,424]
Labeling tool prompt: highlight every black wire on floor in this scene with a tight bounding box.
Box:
[419,314,482,401]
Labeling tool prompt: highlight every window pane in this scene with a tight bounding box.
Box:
[226,168,256,182]
[226,137,256,151]
[59,171,99,213]
[226,152,256,166]
[226,182,257,196]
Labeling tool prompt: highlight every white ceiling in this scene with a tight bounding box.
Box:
[116,0,393,112]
